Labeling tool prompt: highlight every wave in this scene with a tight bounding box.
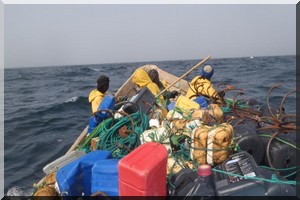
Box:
[6,186,34,196]
[5,73,35,82]
[78,66,101,73]
[65,96,79,103]
[87,66,102,72]
[77,64,121,73]
[5,96,89,125]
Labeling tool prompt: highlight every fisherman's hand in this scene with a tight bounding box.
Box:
[169,90,179,99]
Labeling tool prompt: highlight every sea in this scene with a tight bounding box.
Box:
[4,55,296,195]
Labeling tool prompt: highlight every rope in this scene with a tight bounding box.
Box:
[282,170,300,179]
[173,106,193,120]
[221,98,249,113]
[259,165,300,179]
[212,168,297,186]
[259,166,300,171]
[258,134,299,150]
[78,118,111,152]
[96,111,149,158]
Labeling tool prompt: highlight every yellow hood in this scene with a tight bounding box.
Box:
[131,68,153,88]
[88,89,106,113]
[131,67,165,103]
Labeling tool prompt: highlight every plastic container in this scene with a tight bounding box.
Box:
[96,94,116,121]
[197,164,212,177]
[168,168,198,196]
[190,164,215,197]
[261,135,296,178]
[87,116,98,135]
[122,87,156,115]
[260,167,296,196]
[213,151,266,196]
[91,159,120,196]
[43,149,86,175]
[87,94,116,135]
[234,122,265,165]
[175,95,200,110]
[56,150,112,196]
[118,142,168,196]
[167,102,175,111]
[194,96,208,109]
[168,166,215,197]
[188,177,215,197]
[236,135,265,165]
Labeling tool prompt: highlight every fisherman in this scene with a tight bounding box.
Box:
[89,75,110,113]
[147,68,179,102]
[131,67,163,100]
[186,65,223,103]
[131,67,169,117]
[87,75,113,135]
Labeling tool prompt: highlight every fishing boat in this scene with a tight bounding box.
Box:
[68,64,191,155]
[32,63,192,193]
[32,57,297,197]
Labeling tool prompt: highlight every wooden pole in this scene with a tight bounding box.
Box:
[155,55,212,97]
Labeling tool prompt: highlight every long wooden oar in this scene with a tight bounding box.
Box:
[155,55,212,97]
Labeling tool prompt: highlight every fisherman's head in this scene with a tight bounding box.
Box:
[148,69,160,85]
[97,75,109,93]
[200,65,214,80]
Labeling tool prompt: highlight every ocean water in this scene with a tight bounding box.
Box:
[4,55,296,195]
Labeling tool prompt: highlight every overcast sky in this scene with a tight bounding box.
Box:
[4,4,296,68]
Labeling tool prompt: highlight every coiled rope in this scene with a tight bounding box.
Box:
[79,109,149,157]
[95,111,149,158]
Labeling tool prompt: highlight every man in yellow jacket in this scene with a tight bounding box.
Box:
[87,75,112,135]
[147,69,179,102]
[132,67,164,102]
[88,75,109,113]
[131,67,168,117]
[186,65,222,102]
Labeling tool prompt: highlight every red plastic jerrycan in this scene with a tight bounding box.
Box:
[118,142,168,196]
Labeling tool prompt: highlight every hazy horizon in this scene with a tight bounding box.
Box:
[4,4,296,68]
[5,54,296,69]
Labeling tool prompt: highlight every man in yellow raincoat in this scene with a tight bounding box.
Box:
[147,69,179,102]
[131,67,168,116]
[132,68,164,101]
[88,75,110,113]
[186,65,222,102]
[87,75,112,135]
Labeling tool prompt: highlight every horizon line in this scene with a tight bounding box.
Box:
[5,54,295,69]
